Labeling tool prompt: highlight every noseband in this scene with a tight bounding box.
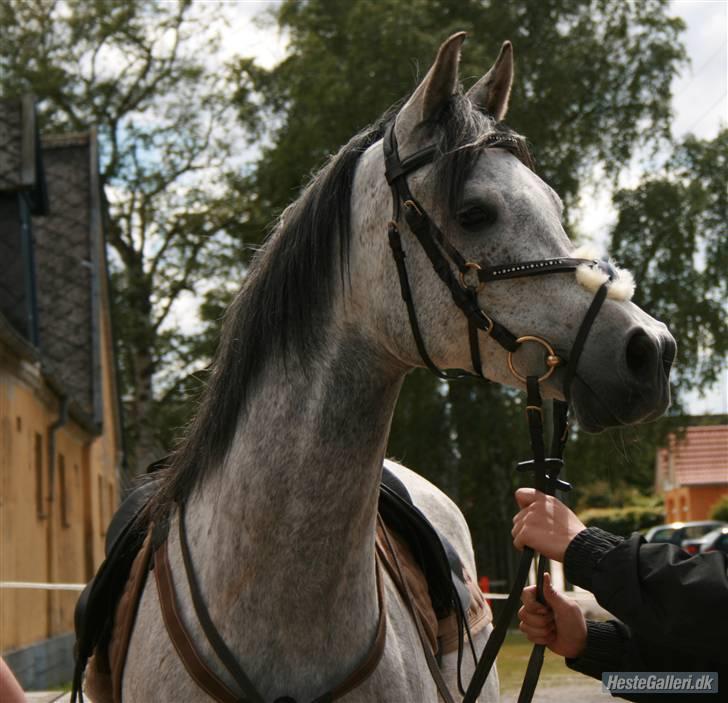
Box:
[383,122,613,703]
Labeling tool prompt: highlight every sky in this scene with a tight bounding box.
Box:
[185,0,727,413]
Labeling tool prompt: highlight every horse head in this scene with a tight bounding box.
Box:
[350,33,676,432]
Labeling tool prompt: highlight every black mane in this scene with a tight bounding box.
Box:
[153,93,533,512]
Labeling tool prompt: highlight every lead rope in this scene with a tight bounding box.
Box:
[463,283,609,703]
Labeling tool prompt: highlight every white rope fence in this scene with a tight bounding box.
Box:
[1,581,86,592]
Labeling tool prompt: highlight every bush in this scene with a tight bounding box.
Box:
[709,495,728,522]
[578,506,665,537]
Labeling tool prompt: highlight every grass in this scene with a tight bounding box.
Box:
[497,629,576,692]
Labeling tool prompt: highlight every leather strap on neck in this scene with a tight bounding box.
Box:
[154,535,241,703]
[155,507,388,703]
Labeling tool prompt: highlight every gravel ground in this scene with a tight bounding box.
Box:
[503,675,613,702]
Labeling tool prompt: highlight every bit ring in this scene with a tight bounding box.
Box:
[507,335,562,383]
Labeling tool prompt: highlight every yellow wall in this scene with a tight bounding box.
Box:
[0,323,120,651]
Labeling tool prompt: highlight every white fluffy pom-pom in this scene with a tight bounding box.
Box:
[606,265,635,301]
[573,244,635,301]
[576,263,609,292]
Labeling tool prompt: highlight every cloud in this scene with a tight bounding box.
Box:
[670,0,727,139]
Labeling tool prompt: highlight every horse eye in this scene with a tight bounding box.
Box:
[457,204,498,231]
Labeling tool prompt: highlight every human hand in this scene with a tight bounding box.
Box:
[518,573,587,659]
[511,488,587,562]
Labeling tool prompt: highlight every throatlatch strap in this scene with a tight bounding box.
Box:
[387,222,472,380]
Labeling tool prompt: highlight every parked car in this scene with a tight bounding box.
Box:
[644,520,727,549]
[682,526,728,556]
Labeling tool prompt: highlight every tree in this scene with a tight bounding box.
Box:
[232,0,685,225]
[230,0,689,576]
[0,0,247,472]
[611,129,727,394]
[560,130,727,509]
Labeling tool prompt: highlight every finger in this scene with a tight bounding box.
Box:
[542,573,570,612]
[519,606,554,628]
[519,595,551,618]
[514,487,539,509]
[521,585,538,606]
[512,524,526,551]
[519,621,555,642]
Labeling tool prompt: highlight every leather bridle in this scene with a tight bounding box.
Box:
[383,120,614,703]
[106,123,615,703]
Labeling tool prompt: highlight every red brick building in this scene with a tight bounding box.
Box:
[655,425,728,522]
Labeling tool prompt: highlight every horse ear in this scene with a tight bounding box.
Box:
[466,41,514,121]
[394,32,466,146]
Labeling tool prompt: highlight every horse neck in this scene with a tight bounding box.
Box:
[183,325,405,690]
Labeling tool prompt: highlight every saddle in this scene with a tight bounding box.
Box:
[72,466,489,701]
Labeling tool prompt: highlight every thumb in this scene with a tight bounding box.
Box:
[541,573,567,612]
[515,487,538,509]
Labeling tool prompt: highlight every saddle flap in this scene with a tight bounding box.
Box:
[72,479,161,700]
[379,466,461,618]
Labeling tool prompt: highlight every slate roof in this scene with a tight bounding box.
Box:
[657,425,728,488]
[0,96,106,433]
[32,133,101,426]
[0,95,48,210]
[0,96,28,189]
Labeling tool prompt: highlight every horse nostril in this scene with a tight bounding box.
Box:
[625,330,657,377]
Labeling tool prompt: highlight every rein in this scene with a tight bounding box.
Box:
[382,121,612,703]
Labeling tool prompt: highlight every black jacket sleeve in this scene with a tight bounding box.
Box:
[561,527,728,700]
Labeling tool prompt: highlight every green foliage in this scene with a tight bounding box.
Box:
[233,0,685,231]
[709,496,728,523]
[579,505,665,537]
[575,480,664,511]
[610,129,728,394]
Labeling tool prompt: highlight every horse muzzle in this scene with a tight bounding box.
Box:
[570,324,676,432]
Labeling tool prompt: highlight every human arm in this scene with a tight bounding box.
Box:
[512,488,728,654]
[519,577,727,701]
[0,657,25,703]
[564,526,728,656]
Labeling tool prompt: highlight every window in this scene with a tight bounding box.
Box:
[98,474,105,536]
[107,480,114,526]
[59,454,70,528]
[35,432,46,519]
